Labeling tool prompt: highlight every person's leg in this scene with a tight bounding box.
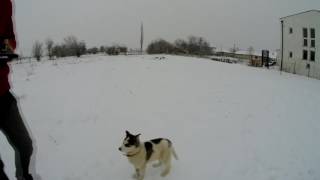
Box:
[0,93,10,180]
[0,159,9,180]
[1,92,33,180]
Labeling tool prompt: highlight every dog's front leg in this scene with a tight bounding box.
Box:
[132,168,139,179]
[134,165,146,180]
[132,168,138,179]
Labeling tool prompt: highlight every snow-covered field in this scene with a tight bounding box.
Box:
[1,55,320,180]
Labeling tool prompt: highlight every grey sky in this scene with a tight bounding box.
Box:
[14,0,320,55]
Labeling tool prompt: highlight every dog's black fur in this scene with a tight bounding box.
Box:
[144,142,153,161]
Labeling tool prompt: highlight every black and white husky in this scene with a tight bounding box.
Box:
[119,131,178,180]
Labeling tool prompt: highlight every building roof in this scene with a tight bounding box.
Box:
[280,10,320,20]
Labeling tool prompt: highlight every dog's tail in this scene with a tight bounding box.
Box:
[166,139,178,160]
[171,146,178,160]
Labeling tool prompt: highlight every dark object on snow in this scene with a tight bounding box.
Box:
[269,59,276,66]
[155,56,166,60]
[211,57,237,64]
[262,50,269,69]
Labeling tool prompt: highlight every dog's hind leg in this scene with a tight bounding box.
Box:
[160,152,172,177]
[161,161,171,177]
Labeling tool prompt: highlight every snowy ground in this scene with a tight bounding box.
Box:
[1,55,320,180]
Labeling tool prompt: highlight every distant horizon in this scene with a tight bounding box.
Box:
[14,0,320,56]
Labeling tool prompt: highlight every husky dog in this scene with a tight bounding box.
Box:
[119,131,178,180]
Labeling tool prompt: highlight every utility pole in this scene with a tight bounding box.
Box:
[140,23,144,55]
[280,20,284,74]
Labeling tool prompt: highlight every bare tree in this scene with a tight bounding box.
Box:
[32,41,43,61]
[64,36,86,57]
[52,44,66,58]
[174,39,188,53]
[87,47,99,54]
[76,41,86,57]
[99,46,105,53]
[247,46,255,65]
[64,35,78,56]
[45,38,54,60]
[146,39,174,54]
[187,36,212,55]
[229,44,239,57]
[247,46,254,55]
[146,36,212,55]
[247,46,254,59]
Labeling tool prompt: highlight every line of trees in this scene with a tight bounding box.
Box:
[86,45,127,55]
[87,45,127,55]
[32,35,213,61]
[32,36,128,61]
[147,36,213,56]
[52,36,86,58]
[32,35,86,61]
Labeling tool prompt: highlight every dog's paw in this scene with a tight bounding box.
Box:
[161,173,168,177]
[132,174,138,179]
[133,174,144,180]
[161,170,169,177]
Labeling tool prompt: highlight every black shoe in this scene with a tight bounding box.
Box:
[25,174,34,180]
[0,173,9,180]
[17,174,34,180]
[0,160,9,180]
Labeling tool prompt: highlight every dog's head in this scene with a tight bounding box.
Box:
[118,131,141,155]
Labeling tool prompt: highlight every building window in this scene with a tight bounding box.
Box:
[310,28,315,38]
[310,51,315,61]
[304,39,308,47]
[311,40,315,48]
[303,28,308,38]
[289,52,293,58]
[303,50,308,60]
[289,28,293,34]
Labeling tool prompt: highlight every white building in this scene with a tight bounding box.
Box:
[280,10,320,79]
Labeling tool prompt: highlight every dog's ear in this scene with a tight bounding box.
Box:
[126,130,130,136]
[135,133,141,138]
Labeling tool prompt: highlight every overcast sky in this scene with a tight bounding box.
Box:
[14,0,320,55]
